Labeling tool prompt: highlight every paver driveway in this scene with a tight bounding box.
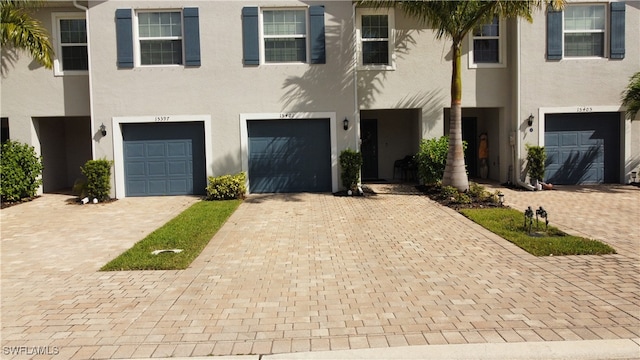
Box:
[1,186,638,359]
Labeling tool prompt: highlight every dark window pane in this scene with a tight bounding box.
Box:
[61,46,88,70]
[264,38,306,62]
[140,40,183,65]
[363,41,389,65]
[564,33,604,57]
[362,15,388,39]
[473,39,499,63]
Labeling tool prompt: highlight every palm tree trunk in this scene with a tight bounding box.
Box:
[442,41,469,191]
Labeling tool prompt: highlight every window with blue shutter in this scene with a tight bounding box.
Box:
[116,9,134,68]
[183,7,201,66]
[546,7,562,60]
[610,2,625,60]
[242,6,325,65]
[116,7,201,68]
[242,7,260,65]
[309,6,326,64]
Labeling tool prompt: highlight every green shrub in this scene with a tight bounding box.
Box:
[416,136,467,184]
[526,145,546,182]
[339,149,362,191]
[206,172,246,200]
[0,140,43,202]
[80,159,113,201]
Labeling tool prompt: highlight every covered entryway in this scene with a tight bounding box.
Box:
[545,112,620,184]
[247,119,331,193]
[122,122,206,196]
[360,109,420,181]
[34,116,92,193]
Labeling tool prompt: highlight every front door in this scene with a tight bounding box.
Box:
[361,119,378,180]
[462,117,478,178]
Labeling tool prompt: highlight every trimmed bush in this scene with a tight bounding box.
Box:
[416,136,468,184]
[339,149,362,191]
[0,140,43,202]
[81,159,113,201]
[206,172,246,200]
[526,145,546,183]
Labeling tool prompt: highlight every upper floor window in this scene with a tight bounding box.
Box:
[564,5,605,57]
[52,13,88,75]
[469,16,505,68]
[356,8,395,70]
[136,11,183,65]
[547,2,624,61]
[262,9,307,63]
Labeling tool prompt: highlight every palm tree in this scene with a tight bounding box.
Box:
[622,72,640,120]
[357,0,563,191]
[1,0,54,69]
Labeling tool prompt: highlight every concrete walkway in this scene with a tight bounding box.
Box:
[1,185,638,359]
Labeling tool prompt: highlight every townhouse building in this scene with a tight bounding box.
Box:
[2,1,638,198]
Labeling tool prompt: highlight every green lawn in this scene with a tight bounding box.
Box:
[460,207,616,256]
[101,200,241,271]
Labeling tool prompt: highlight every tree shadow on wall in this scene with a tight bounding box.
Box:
[280,10,419,112]
[546,146,601,185]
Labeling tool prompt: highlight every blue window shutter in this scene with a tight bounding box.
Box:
[183,7,201,66]
[610,2,625,59]
[546,7,562,60]
[309,6,326,64]
[242,7,259,65]
[115,9,134,68]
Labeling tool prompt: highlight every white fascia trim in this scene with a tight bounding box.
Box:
[51,12,89,76]
[239,112,338,193]
[536,105,623,147]
[112,114,212,199]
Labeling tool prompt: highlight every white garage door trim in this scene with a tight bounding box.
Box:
[240,112,338,193]
[112,115,212,199]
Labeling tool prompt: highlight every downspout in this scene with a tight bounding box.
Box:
[514,18,534,191]
[352,2,360,150]
[73,0,96,159]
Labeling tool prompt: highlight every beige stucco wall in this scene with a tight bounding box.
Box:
[0,5,91,145]
[518,3,640,180]
[87,1,357,195]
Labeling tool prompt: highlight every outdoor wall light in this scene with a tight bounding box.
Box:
[99,123,107,136]
[527,114,534,127]
[343,117,349,131]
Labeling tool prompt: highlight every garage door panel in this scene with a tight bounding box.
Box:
[146,143,166,157]
[147,161,167,176]
[123,122,205,196]
[248,119,331,193]
[545,113,620,185]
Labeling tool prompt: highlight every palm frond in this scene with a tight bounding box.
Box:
[0,0,53,69]
[622,72,640,120]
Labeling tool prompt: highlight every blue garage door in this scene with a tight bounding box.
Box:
[123,123,206,196]
[248,119,331,193]
[545,113,620,184]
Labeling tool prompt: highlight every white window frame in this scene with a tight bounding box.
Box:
[259,7,309,65]
[562,4,607,59]
[356,8,395,71]
[51,12,88,76]
[468,16,506,69]
[133,9,184,67]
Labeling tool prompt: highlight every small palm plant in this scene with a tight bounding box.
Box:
[622,72,640,120]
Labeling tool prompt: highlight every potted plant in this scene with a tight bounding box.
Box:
[526,145,546,190]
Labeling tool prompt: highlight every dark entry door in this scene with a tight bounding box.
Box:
[462,117,478,178]
[361,119,378,180]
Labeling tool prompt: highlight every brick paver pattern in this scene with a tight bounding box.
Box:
[1,185,638,359]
